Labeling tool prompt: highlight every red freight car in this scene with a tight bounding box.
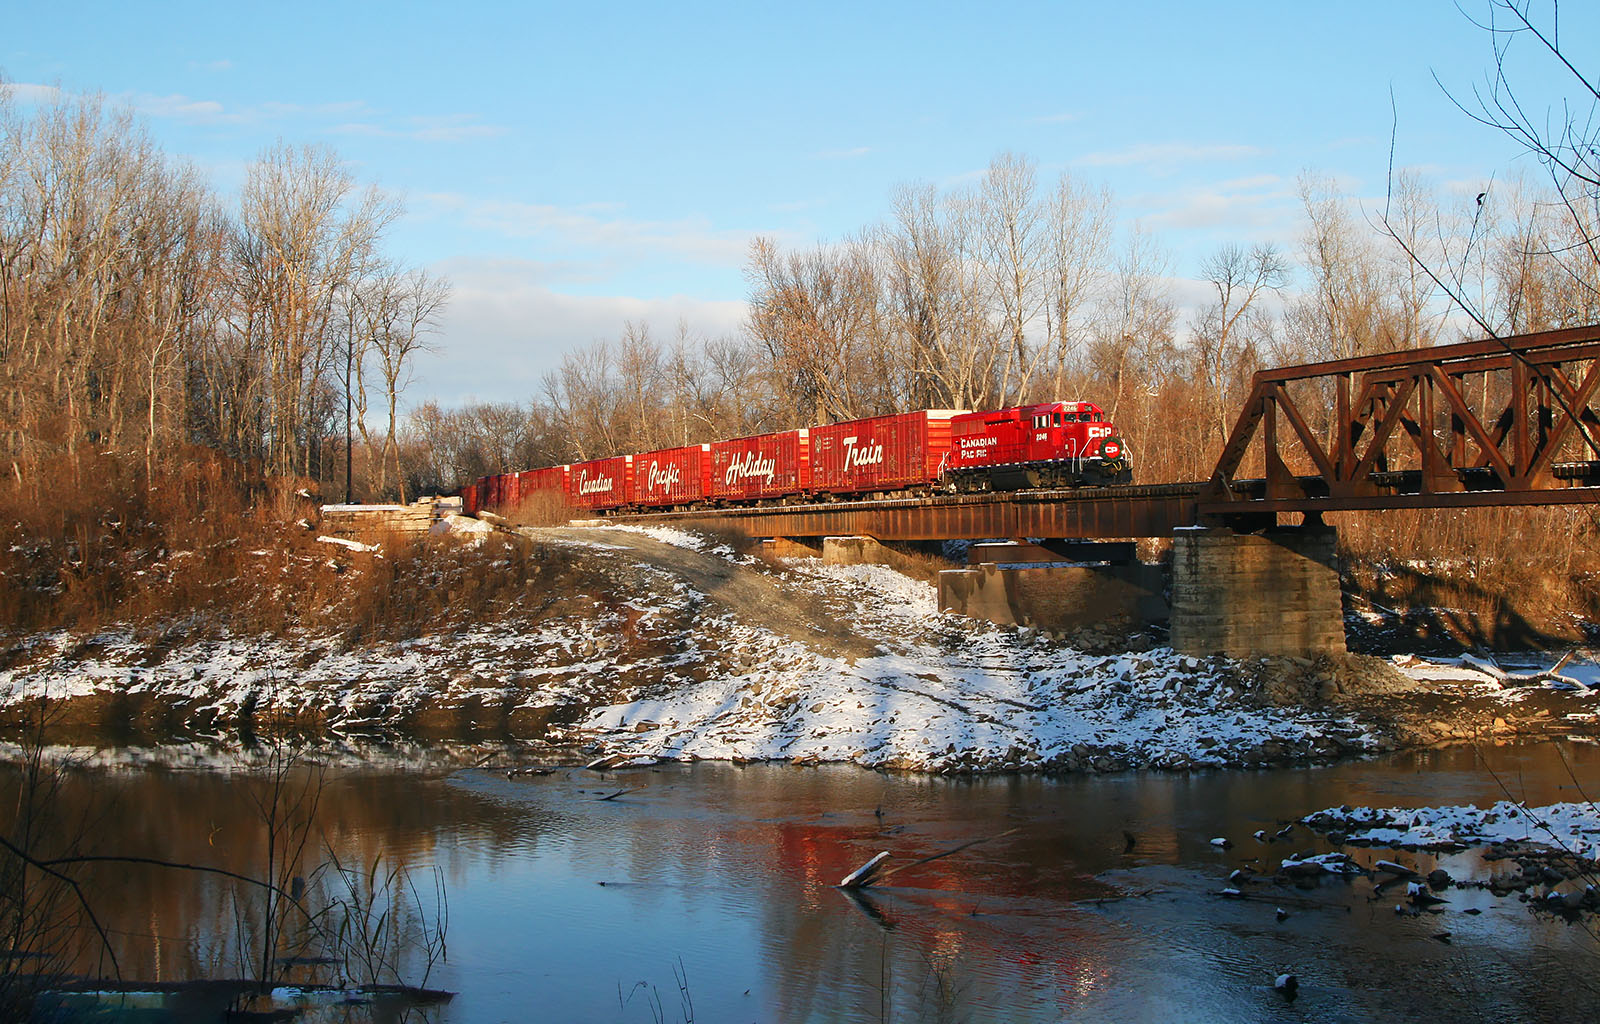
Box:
[567,456,632,510]
[947,401,1128,489]
[709,429,810,502]
[482,474,506,510]
[516,465,570,511]
[462,478,484,515]
[810,410,960,495]
[631,444,711,507]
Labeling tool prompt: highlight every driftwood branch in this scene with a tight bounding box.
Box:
[0,836,121,980]
[837,828,1021,889]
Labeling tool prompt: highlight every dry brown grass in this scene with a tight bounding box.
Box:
[0,449,290,631]
[0,450,580,643]
[503,490,582,528]
[1335,506,1600,648]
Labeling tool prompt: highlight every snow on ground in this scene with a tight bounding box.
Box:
[1302,801,1600,861]
[1,525,1592,773]
[427,515,495,543]
[572,521,751,563]
[1392,650,1600,693]
[316,535,380,553]
[575,553,1376,771]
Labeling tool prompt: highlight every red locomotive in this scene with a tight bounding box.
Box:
[463,401,1128,516]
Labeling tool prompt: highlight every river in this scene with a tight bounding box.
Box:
[8,741,1599,1022]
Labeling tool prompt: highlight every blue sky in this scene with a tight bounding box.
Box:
[7,1,1595,407]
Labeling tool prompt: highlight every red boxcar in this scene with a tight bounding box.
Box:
[709,429,810,502]
[461,478,483,515]
[631,444,711,507]
[810,410,960,495]
[516,466,570,510]
[567,456,632,511]
[483,474,507,510]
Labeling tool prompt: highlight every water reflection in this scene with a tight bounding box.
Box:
[3,742,1597,1022]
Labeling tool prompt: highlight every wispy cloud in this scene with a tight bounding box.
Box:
[187,59,233,73]
[415,192,754,265]
[0,82,65,104]
[124,91,372,126]
[1030,112,1079,124]
[134,93,228,120]
[769,197,826,213]
[110,89,502,143]
[815,146,870,159]
[1138,175,1298,234]
[1214,174,1283,191]
[330,113,506,143]
[1076,142,1267,174]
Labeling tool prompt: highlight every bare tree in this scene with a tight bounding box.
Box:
[1190,243,1288,438]
[353,268,448,501]
[229,143,398,478]
[1092,225,1176,423]
[976,152,1046,402]
[745,236,886,423]
[1381,1,1598,336]
[1041,173,1115,398]
[1287,172,1410,361]
[880,183,997,410]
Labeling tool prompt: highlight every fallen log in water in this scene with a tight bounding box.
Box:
[837,828,1020,889]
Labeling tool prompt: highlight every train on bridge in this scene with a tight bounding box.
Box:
[462,401,1130,516]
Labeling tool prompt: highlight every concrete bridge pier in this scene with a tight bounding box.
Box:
[1169,525,1346,657]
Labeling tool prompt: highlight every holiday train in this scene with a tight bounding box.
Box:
[462,401,1130,516]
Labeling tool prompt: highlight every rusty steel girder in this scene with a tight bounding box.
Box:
[1201,325,1600,523]
[615,483,1199,540]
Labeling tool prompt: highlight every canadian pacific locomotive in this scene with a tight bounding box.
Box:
[462,401,1129,516]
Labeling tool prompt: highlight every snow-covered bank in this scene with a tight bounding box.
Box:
[575,555,1381,771]
[1,525,1596,772]
[1302,800,1600,861]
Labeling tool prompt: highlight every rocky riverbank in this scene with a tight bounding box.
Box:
[1,524,1595,771]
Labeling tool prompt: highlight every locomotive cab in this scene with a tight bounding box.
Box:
[946,401,1131,491]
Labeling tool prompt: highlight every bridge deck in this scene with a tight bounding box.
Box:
[612,483,1200,540]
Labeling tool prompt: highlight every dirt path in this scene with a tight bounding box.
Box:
[536,526,875,661]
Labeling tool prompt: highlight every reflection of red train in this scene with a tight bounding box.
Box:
[462,401,1129,515]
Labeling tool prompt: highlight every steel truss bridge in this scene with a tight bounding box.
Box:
[620,326,1600,540]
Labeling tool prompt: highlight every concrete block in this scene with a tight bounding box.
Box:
[1170,526,1346,658]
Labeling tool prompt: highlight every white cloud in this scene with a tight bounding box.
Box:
[1133,173,1298,234]
[123,91,372,126]
[408,257,748,407]
[414,192,755,265]
[115,91,499,144]
[1075,142,1267,174]
[330,113,506,143]
[0,82,64,104]
[1215,174,1283,191]
[134,93,228,120]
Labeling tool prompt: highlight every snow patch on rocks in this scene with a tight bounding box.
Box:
[1302,801,1600,861]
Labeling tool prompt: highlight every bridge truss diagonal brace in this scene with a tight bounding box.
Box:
[1199,326,1600,515]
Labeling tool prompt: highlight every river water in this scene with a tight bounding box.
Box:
[12,741,1600,1022]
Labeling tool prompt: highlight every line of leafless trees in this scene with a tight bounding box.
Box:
[0,85,447,501]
